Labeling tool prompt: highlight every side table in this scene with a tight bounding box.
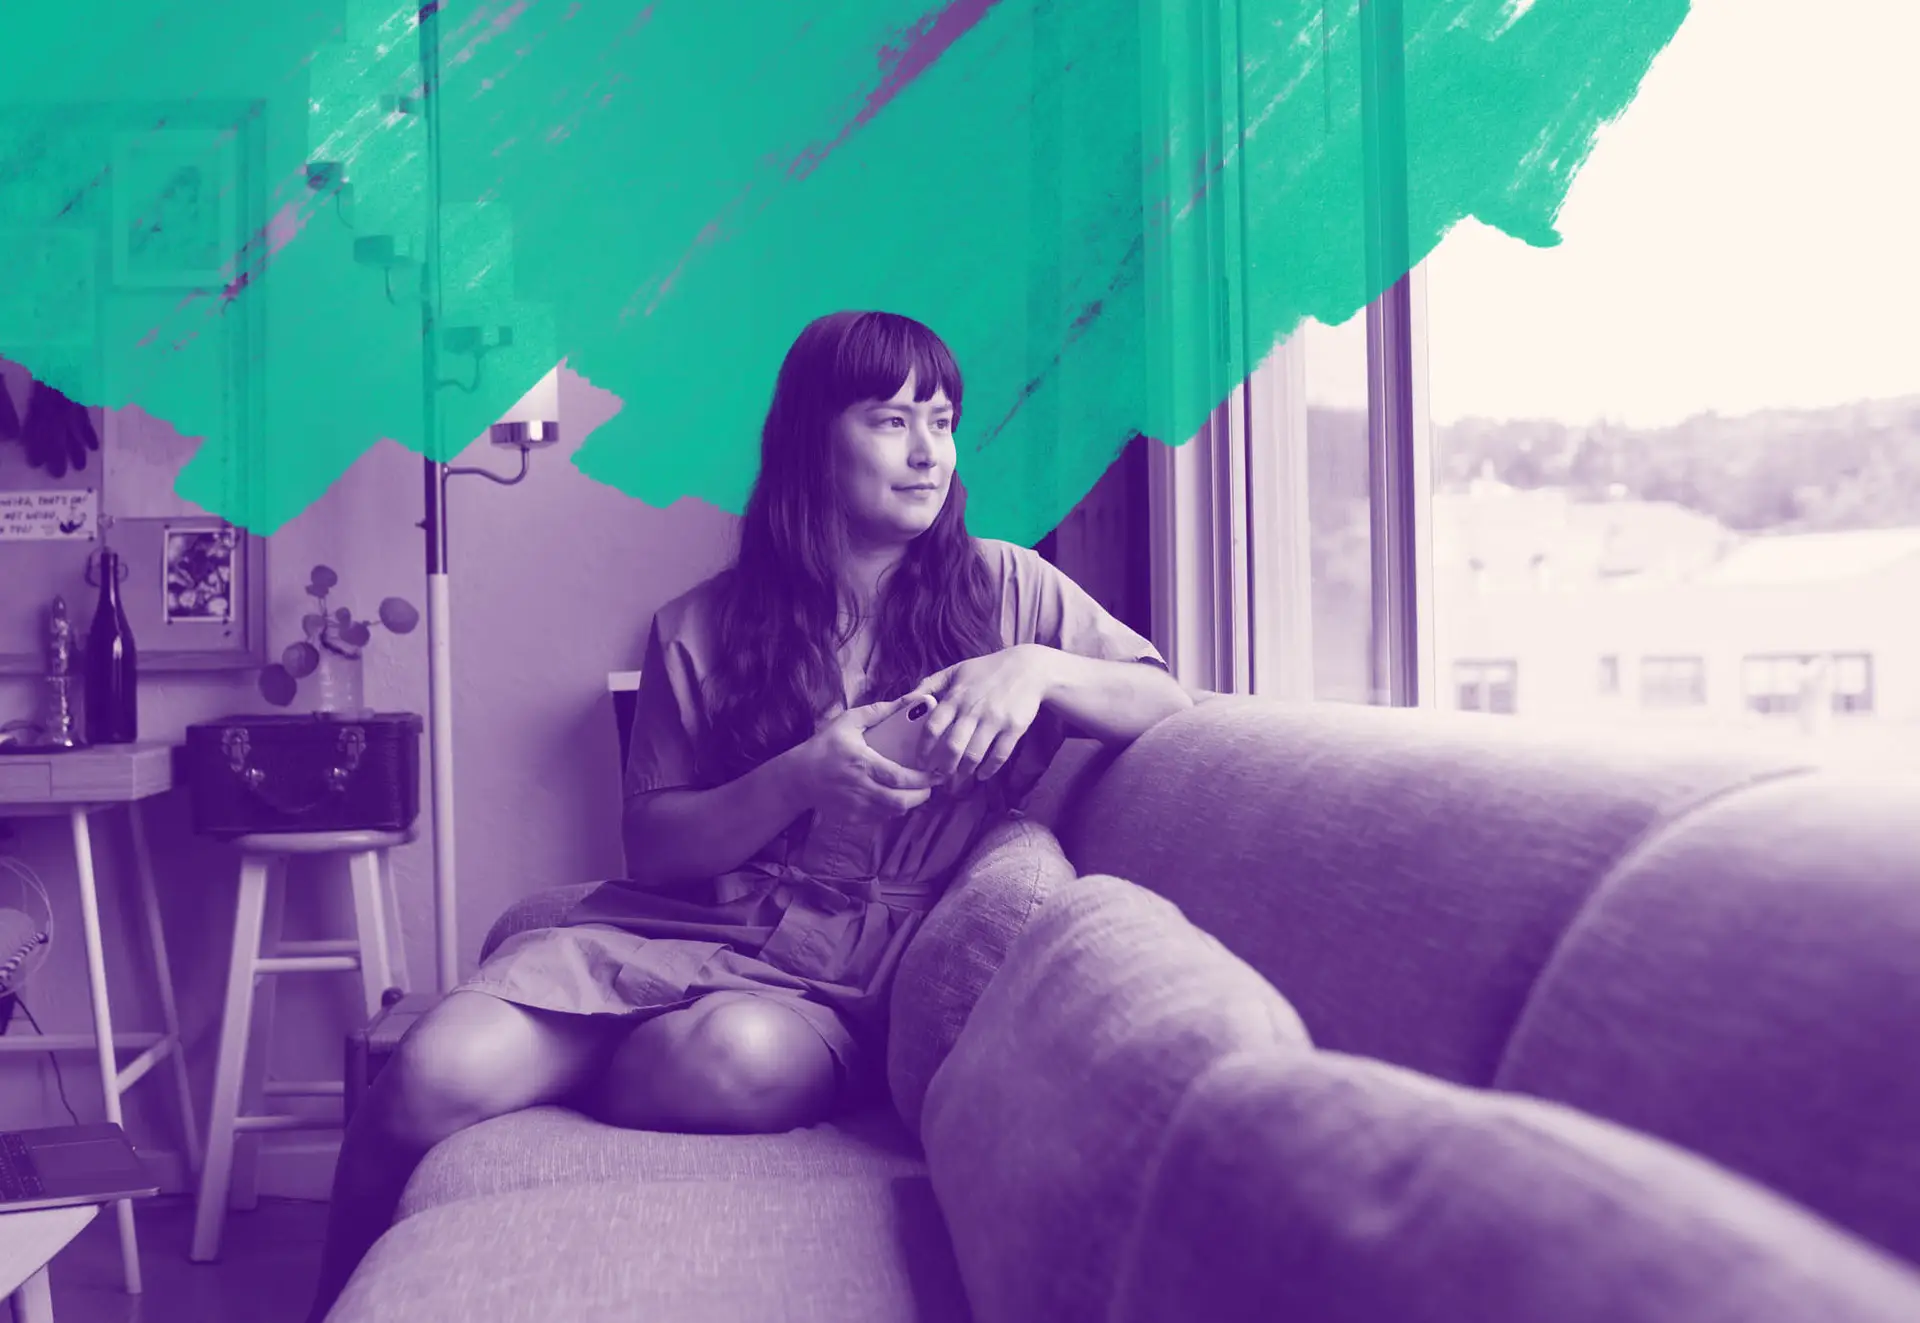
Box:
[0,744,203,1295]
[0,1204,98,1323]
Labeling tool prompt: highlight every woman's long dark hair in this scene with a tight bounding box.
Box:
[702,311,1003,780]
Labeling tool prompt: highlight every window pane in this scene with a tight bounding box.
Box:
[1303,314,1377,704]
[1422,0,1920,767]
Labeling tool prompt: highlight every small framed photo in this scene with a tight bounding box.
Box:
[163,523,239,624]
[110,130,238,289]
[86,515,266,671]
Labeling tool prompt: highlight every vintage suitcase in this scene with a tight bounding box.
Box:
[344,990,441,1124]
[181,712,424,838]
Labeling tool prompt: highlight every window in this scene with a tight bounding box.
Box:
[1222,0,1917,773]
[1639,656,1706,709]
[1833,653,1876,715]
[1742,655,1802,716]
[1454,659,1517,715]
[1410,1,1920,761]
[1302,315,1382,705]
[1743,652,1875,717]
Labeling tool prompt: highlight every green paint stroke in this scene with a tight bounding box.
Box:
[0,0,1688,543]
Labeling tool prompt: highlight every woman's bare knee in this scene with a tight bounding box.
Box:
[591,997,838,1134]
[370,991,613,1147]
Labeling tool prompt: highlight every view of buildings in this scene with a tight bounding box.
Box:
[1314,1,1920,767]
[1432,472,1920,763]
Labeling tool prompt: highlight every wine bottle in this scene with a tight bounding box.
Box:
[84,548,138,744]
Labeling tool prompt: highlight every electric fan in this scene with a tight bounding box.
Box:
[0,857,55,1007]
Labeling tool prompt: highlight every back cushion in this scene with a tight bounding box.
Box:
[1059,696,1817,1085]
[886,814,1074,1137]
[1111,1049,1920,1323]
[1495,770,1920,1267]
[920,872,1311,1323]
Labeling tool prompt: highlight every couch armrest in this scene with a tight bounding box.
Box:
[477,882,602,964]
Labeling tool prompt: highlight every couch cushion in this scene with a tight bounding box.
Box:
[397,1099,924,1220]
[1058,696,1819,1086]
[887,814,1073,1138]
[1494,769,1920,1267]
[1108,1049,1920,1323]
[920,872,1311,1323]
[334,1175,970,1323]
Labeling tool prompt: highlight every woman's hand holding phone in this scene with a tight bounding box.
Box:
[861,692,940,772]
[789,694,940,819]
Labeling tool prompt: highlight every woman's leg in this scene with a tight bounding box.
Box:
[581,991,842,1134]
[305,990,620,1322]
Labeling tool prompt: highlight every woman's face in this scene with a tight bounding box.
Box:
[831,369,956,549]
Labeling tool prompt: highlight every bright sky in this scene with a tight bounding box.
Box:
[1305,0,1920,427]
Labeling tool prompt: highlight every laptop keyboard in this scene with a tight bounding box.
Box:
[0,1134,44,1199]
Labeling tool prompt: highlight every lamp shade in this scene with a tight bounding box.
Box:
[490,365,560,448]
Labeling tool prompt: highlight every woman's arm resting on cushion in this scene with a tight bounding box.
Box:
[1034,645,1193,746]
[915,644,1191,785]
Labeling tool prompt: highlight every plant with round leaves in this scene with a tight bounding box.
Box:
[257,564,420,706]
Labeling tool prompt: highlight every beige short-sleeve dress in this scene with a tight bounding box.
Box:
[459,538,1167,1093]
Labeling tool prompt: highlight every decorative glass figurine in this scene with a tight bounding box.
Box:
[42,596,83,748]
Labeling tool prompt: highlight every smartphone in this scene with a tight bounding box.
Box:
[864,693,939,772]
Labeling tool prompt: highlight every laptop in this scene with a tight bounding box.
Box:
[0,1124,158,1213]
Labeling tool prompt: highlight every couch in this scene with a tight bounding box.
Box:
[326,695,1920,1321]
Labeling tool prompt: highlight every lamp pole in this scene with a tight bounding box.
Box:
[302,4,554,995]
[418,0,460,993]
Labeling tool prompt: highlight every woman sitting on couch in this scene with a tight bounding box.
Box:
[306,309,1192,1319]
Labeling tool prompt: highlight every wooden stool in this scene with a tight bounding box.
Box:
[190,829,411,1263]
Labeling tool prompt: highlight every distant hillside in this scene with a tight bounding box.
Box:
[1435,396,1920,534]
[1305,396,1920,535]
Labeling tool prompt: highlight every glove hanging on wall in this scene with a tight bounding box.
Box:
[19,379,99,479]
[0,380,18,445]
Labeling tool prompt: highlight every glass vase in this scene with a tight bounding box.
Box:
[311,647,369,719]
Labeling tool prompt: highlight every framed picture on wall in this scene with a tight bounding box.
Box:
[162,521,241,624]
[106,515,266,667]
[109,129,237,290]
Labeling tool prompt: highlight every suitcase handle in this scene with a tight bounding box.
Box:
[220,725,367,817]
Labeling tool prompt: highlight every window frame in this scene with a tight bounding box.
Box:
[1148,0,1434,705]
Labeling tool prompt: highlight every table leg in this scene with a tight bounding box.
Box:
[7,1264,52,1323]
[126,803,204,1176]
[67,808,141,1296]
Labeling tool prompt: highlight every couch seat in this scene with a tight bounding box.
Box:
[334,1174,971,1323]
[396,1099,926,1220]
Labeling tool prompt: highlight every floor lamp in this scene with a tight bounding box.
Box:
[422,382,560,992]
[415,2,562,992]
[310,2,560,992]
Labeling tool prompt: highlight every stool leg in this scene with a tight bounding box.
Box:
[377,847,410,994]
[231,856,285,1214]
[192,854,271,1263]
[348,851,395,1019]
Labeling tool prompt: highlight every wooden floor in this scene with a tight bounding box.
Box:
[46,1197,326,1323]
